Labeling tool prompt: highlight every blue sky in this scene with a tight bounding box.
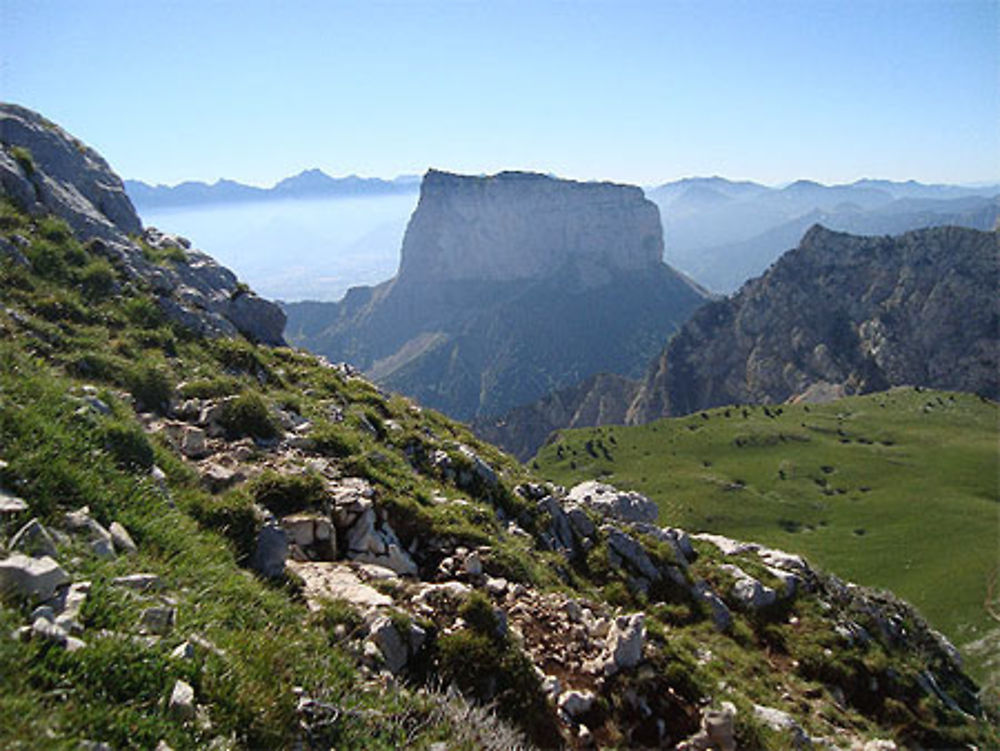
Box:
[2,0,997,187]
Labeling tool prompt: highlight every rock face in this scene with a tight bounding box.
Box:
[0,103,285,346]
[397,169,664,284]
[472,372,638,461]
[284,169,707,421]
[627,224,999,423]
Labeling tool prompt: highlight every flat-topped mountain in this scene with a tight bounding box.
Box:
[397,169,663,284]
[285,169,708,421]
[629,223,999,423]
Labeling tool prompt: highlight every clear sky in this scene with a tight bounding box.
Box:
[2,0,997,187]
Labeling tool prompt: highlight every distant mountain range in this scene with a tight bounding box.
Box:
[124,169,421,209]
[647,177,1000,292]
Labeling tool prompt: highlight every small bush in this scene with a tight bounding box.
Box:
[187,489,260,563]
[127,363,173,414]
[178,376,243,399]
[311,419,362,458]
[101,421,155,470]
[10,145,35,176]
[459,591,500,639]
[77,259,117,300]
[248,470,326,516]
[122,296,164,329]
[219,392,279,440]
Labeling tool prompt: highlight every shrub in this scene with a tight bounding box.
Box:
[122,296,164,329]
[458,591,500,639]
[248,470,325,516]
[187,489,260,563]
[127,363,173,414]
[178,375,243,399]
[310,419,361,458]
[219,392,279,440]
[101,421,155,470]
[10,145,35,176]
[77,259,117,300]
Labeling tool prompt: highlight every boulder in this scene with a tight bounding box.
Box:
[32,616,69,646]
[720,564,778,611]
[603,526,660,582]
[558,689,595,718]
[603,612,645,674]
[168,679,196,721]
[567,481,658,523]
[0,486,28,515]
[251,522,287,578]
[9,518,58,557]
[109,522,138,554]
[691,580,733,632]
[344,507,416,576]
[0,554,70,601]
[64,506,115,557]
[752,704,811,748]
[140,606,175,636]
[368,615,426,674]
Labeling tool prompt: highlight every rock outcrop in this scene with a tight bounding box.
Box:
[284,169,708,421]
[627,224,999,423]
[0,103,285,346]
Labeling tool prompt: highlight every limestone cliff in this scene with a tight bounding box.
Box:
[0,103,285,345]
[284,169,707,421]
[628,224,999,423]
[397,169,663,284]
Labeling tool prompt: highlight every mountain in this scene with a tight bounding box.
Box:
[647,176,1000,292]
[480,221,998,459]
[628,223,999,423]
[124,169,420,210]
[5,104,996,749]
[283,169,709,422]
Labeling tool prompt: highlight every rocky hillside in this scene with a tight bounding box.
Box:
[0,103,285,346]
[283,170,707,422]
[627,224,999,423]
[1,105,997,750]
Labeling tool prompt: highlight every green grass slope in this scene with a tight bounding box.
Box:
[533,390,1000,678]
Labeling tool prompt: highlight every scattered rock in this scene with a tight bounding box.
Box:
[9,518,58,557]
[140,606,175,635]
[679,701,737,751]
[603,612,645,674]
[168,679,196,721]
[0,553,70,600]
[251,522,287,578]
[108,522,138,554]
[112,573,164,592]
[558,689,595,718]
